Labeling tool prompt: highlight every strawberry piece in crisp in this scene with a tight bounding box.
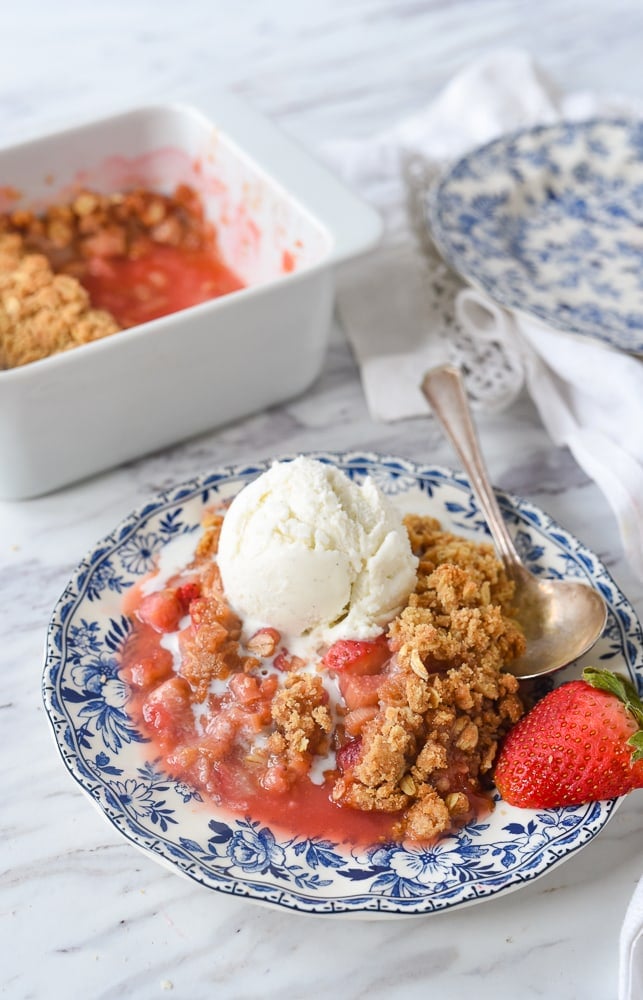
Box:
[138,589,184,633]
[494,667,643,808]
[138,582,201,632]
[272,650,305,673]
[336,737,363,773]
[126,646,174,689]
[344,705,380,737]
[142,676,195,746]
[322,635,390,675]
[177,581,201,612]
[338,672,383,710]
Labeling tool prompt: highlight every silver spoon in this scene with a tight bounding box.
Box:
[421,364,608,680]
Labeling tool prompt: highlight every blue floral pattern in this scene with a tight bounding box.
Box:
[42,451,643,916]
[430,118,643,352]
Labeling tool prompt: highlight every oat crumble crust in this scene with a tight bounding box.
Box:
[331,514,525,839]
[0,233,120,368]
[1,184,211,269]
[179,541,247,700]
[269,674,332,758]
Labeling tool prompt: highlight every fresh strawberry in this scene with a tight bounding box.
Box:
[322,635,390,676]
[494,667,643,808]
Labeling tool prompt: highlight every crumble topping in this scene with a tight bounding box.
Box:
[179,561,245,700]
[0,233,120,368]
[124,510,527,842]
[1,184,211,272]
[270,674,332,755]
[331,516,524,838]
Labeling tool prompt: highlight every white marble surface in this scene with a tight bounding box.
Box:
[3,2,643,998]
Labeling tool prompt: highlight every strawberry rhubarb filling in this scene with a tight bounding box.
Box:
[121,461,526,846]
[0,184,243,368]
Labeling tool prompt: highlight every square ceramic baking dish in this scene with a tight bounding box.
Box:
[0,97,381,499]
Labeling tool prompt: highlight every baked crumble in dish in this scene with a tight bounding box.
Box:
[0,184,242,368]
[121,506,526,845]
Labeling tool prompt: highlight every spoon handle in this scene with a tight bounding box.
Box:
[421,364,522,575]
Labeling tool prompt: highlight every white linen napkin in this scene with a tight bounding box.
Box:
[620,877,643,1000]
[324,49,643,584]
[456,287,643,582]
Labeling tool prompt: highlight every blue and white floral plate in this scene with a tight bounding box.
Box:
[43,452,643,917]
[430,117,643,352]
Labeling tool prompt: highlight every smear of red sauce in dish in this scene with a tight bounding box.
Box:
[282,249,296,273]
[81,244,244,328]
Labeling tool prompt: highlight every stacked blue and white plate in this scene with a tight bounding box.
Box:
[429,117,643,354]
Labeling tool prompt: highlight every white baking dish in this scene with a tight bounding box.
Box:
[0,98,380,499]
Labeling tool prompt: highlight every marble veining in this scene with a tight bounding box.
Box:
[2,2,643,999]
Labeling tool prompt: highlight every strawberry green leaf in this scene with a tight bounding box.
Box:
[582,668,643,729]
[627,730,643,763]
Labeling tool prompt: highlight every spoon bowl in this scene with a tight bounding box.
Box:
[422,365,608,679]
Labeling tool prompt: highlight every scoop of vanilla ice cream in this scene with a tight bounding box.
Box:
[217,457,418,641]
